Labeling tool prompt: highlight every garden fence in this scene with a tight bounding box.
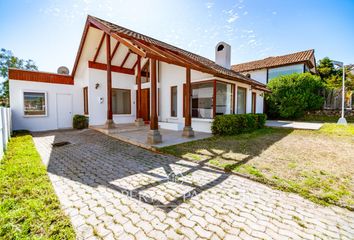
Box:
[0,107,11,159]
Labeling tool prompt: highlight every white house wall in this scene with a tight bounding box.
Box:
[9,80,83,131]
[88,68,136,125]
[243,69,268,85]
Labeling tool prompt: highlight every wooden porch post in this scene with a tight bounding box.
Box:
[182,67,194,137]
[147,58,162,144]
[135,55,144,126]
[105,34,115,128]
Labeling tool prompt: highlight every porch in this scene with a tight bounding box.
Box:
[90,123,212,150]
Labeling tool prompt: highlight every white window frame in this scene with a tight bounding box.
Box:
[22,90,48,117]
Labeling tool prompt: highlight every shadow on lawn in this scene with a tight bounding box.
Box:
[161,127,294,172]
[40,128,291,212]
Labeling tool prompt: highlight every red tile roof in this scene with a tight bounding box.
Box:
[232,49,315,72]
[84,16,269,92]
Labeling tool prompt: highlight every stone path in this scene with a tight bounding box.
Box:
[33,129,354,240]
[265,120,323,130]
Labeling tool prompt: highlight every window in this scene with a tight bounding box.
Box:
[215,82,234,115]
[237,87,247,114]
[268,64,304,80]
[171,86,177,117]
[23,92,47,116]
[192,82,214,119]
[83,87,88,115]
[112,89,131,114]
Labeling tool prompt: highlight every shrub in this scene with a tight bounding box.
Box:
[73,115,88,129]
[211,113,266,135]
[265,73,325,119]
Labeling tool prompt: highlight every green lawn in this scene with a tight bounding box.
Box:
[0,131,75,239]
[161,124,354,209]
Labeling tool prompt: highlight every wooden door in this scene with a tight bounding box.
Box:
[252,92,257,113]
[141,89,150,121]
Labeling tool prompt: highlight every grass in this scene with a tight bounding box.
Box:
[160,124,354,209]
[0,131,75,239]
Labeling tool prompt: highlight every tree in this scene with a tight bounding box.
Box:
[317,57,354,90]
[0,48,38,105]
[266,73,324,119]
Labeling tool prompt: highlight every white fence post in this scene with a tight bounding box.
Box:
[0,107,12,159]
[0,108,3,159]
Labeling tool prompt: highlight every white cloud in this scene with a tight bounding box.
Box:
[227,14,239,23]
[272,11,277,15]
[206,2,214,9]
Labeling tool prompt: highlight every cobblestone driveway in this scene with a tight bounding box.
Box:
[33,129,354,240]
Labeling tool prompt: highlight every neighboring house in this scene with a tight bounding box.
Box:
[232,49,317,85]
[9,15,268,142]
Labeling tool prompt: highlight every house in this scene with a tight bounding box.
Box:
[9,15,268,143]
[232,49,317,85]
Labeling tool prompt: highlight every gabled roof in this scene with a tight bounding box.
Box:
[231,49,315,72]
[72,15,269,92]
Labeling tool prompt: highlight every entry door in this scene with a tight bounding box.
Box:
[57,94,73,129]
[141,89,150,121]
[252,92,257,113]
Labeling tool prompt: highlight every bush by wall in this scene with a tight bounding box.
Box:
[265,73,325,119]
[73,115,88,129]
[211,114,266,135]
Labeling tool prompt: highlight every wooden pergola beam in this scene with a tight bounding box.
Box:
[93,33,106,62]
[130,39,169,60]
[120,51,131,68]
[135,40,188,67]
[111,33,146,58]
[131,58,139,70]
[88,61,134,75]
[111,41,120,61]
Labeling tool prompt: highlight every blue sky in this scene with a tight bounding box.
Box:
[0,0,353,74]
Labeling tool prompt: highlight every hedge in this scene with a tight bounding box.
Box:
[211,114,266,135]
[73,115,88,129]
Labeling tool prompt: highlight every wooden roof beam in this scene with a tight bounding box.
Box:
[111,41,120,61]
[131,57,139,70]
[120,51,131,68]
[130,39,170,60]
[111,33,146,58]
[93,33,106,62]
[88,61,135,75]
[133,40,189,67]
[72,19,91,77]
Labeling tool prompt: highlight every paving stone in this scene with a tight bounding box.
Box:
[123,221,140,235]
[179,217,196,228]
[147,229,167,240]
[32,130,354,240]
[136,220,154,234]
[190,215,208,228]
